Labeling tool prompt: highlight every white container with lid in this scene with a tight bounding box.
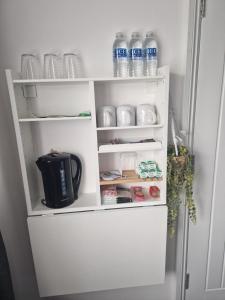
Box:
[116,105,135,127]
[136,104,157,126]
[97,106,116,127]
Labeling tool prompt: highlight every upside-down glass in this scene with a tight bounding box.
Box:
[63,52,81,78]
[44,53,61,79]
[21,53,41,79]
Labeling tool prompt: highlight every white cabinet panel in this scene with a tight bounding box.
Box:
[28,206,167,297]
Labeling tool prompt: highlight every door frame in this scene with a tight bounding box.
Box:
[176,0,205,299]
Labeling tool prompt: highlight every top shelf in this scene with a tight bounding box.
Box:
[12,75,165,85]
[13,78,89,84]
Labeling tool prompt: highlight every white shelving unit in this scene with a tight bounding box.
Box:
[6,66,169,216]
[6,66,169,297]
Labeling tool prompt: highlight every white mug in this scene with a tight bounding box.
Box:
[97,106,116,127]
[117,105,135,127]
[136,104,157,126]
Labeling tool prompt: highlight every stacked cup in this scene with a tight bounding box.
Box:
[21,50,83,79]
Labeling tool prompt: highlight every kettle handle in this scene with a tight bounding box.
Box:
[36,157,43,171]
[70,154,82,199]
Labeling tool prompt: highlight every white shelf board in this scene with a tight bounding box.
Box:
[30,192,165,216]
[13,75,164,85]
[30,193,99,216]
[97,124,163,131]
[13,78,90,84]
[102,199,165,209]
[98,141,162,153]
[93,75,164,82]
[19,116,92,122]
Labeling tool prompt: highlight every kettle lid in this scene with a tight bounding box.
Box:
[39,152,70,161]
[36,153,70,170]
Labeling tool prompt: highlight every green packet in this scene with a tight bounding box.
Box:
[79,111,91,117]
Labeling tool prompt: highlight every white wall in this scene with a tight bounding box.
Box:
[0,0,189,299]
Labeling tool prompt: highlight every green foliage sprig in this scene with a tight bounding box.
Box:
[167,145,196,237]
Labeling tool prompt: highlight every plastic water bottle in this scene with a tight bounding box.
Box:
[113,32,129,77]
[143,32,158,76]
[129,32,143,77]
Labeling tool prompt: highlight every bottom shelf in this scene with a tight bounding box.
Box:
[102,198,164,209]
[29,192,166,216]
[30,193,99,216]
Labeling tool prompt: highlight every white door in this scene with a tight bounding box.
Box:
[186,0,225,299]
[28,206,167,297]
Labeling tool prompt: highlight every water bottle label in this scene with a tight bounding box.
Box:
[130,48,143,59]
[115,48,128,58]
[144,48,157,58]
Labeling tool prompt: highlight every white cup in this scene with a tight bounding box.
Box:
[97,106,116,127]
[117,105,135,127]
[136,104,157,126]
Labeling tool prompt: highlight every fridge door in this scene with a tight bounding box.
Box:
[28,206,167,297]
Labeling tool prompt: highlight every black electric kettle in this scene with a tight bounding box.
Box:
[36,152,82,208]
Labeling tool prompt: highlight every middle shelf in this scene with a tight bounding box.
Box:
[98,141,162,153]
[96,124,163,131]
[100,176,163,186]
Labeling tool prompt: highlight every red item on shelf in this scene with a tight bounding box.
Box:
[132,186,143,192]
[149,186,160,198]
[131,186,145,202]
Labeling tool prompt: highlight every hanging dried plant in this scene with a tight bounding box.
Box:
[167,145,196,237]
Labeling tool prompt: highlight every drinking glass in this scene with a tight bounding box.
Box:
[44,53,61,79]
[63,51,81,78]
[21,53,41,79]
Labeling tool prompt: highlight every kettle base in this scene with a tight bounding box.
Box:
[41,197,77,209]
